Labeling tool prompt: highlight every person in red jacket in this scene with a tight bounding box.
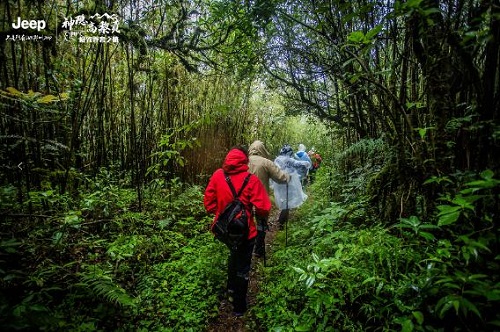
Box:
[204,146,271,316]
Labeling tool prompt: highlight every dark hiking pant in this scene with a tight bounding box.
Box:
[227,238,255,313]
[254,216,268,257]
[277,209,289,228]
[308,169,317,184]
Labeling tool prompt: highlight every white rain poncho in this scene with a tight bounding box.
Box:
[271,155,309,209]
[274,155,310,181]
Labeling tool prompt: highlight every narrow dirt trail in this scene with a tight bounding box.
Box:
[206,209,282,332]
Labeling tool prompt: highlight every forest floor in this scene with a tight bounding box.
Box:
[206,209,283,332]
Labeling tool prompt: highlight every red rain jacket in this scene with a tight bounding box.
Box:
[204,149,271,240]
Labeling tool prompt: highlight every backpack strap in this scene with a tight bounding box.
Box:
[224,172,251,198]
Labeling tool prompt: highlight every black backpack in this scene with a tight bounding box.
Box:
[212,173,251,250]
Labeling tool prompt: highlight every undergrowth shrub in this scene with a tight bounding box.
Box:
[133,233,227,331]
[254,159,500,331]
[81,168,136,219]
[254,211,421,331]
[0,173,222,331]
[395,170,500,331]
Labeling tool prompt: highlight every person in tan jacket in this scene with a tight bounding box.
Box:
[248,140,290,258]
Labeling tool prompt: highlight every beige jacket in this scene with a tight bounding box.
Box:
[248,140,289,193]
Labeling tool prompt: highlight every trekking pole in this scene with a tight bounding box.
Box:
[263,224,267,268]
[285,181,289,247]
[260,210,268,268]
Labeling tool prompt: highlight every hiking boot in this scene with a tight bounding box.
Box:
[233,311,245,317]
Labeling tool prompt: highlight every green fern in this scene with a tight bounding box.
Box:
[79,272,136,307]
[338,138,387,165]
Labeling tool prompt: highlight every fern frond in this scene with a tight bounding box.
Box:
[80,273,136,307]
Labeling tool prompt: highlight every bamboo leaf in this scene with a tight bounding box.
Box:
[6,87,23,96]
[362,276,376,285]
[436,296,455,318]
[419,231,435,241]
[488,321,500,327]
[37,95,58,104]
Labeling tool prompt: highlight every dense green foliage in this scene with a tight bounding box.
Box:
[1,0,499,330]
[2,144,498,331]
[0,173,230,330]
[252,158,500,331]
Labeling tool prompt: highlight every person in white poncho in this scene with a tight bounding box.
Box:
[271,144,309,226]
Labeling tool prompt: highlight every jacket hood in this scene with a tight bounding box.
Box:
[279,144,294,157]
[249,140,271,159]
[222,148,249,174]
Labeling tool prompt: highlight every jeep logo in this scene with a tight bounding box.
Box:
[12,17,46,31]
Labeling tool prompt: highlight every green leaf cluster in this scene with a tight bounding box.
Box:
[0,173,225,331]
[251,164,500,331]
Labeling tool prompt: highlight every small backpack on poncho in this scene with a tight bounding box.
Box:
[211,173,251,250]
